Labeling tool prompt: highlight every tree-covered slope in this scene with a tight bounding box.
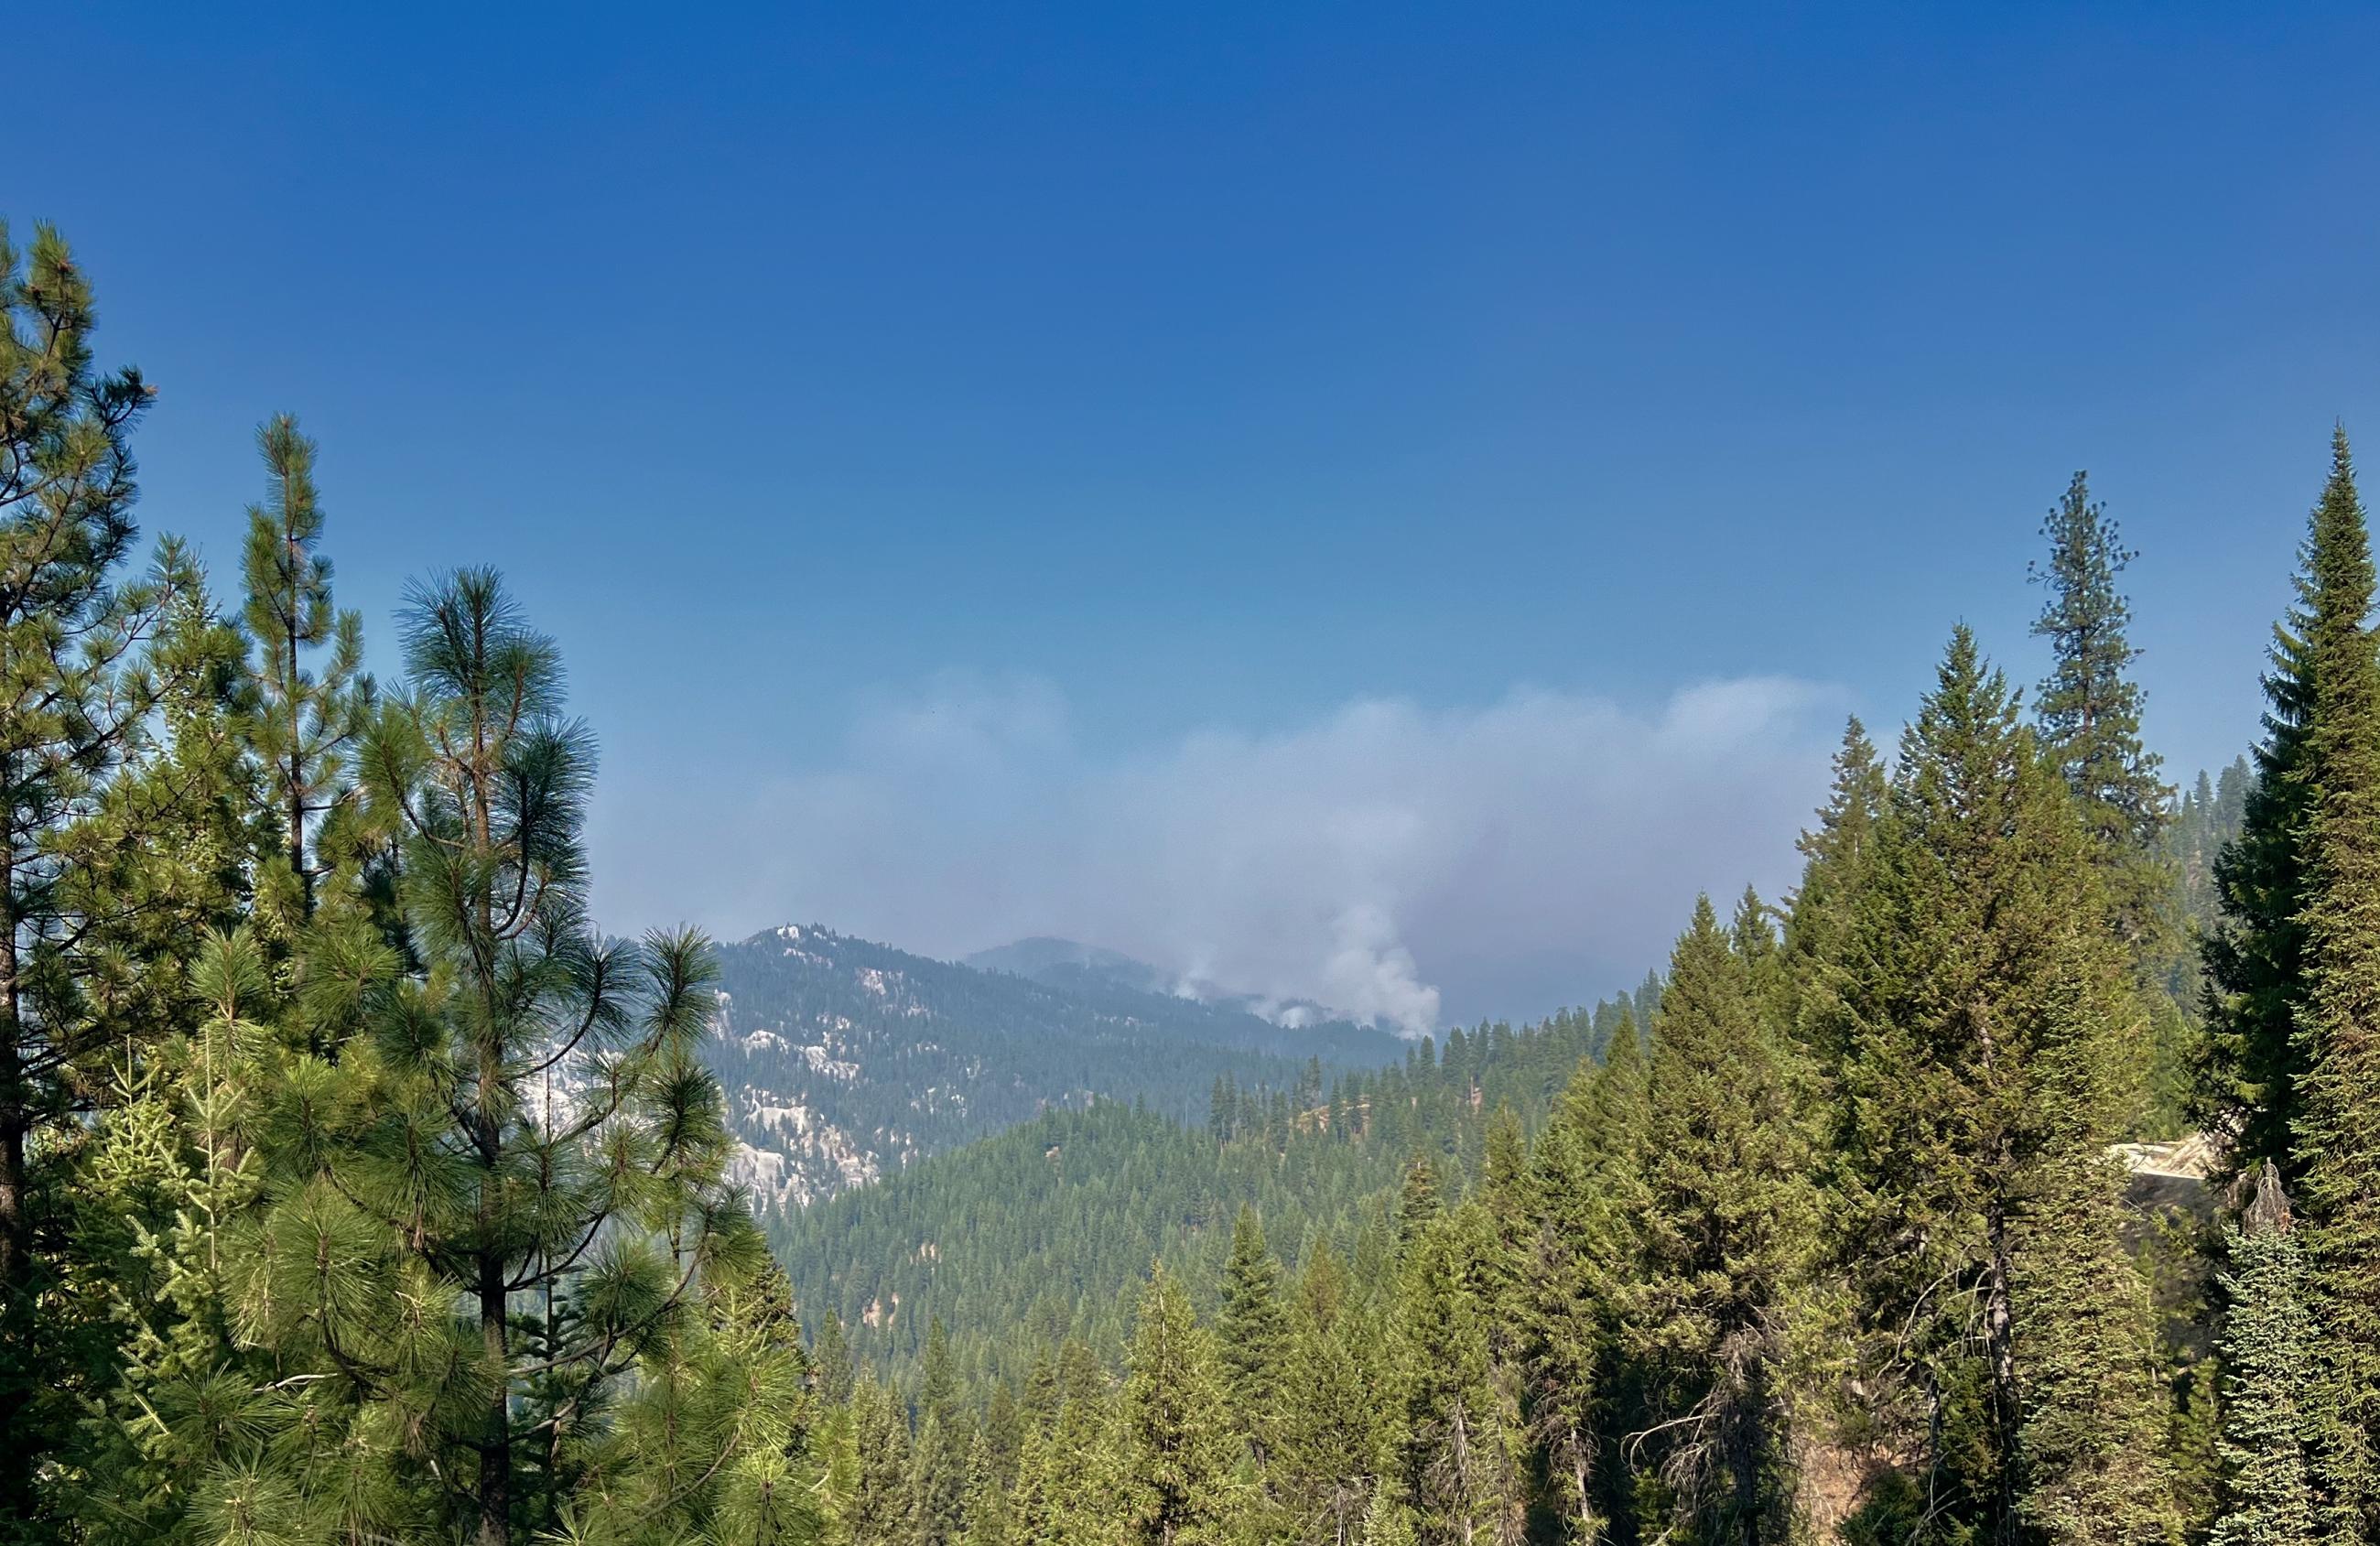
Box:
[709,924,1409,1207]
[766,1000,1640,1384]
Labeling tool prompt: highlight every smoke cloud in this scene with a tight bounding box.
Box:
[596,674,1851,1033]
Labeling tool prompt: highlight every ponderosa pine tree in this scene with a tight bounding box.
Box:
[2210,1163,2317,1546]
[222,572,779,1546]
[1826,627,2171,1544]
[2281,427,2380,1539]
[1121,1262,1243,1546]
[1620,895,1823,1546]
[0,219,238,1531]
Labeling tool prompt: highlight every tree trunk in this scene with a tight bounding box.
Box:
[0,860,30,1530]
[480,1249,511,1546]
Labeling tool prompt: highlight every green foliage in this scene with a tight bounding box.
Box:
[2281,428,2380,1536]
[2210,1165,2317,1546]
[1617,895,1828,1543]
[1121,1264,1244,1546]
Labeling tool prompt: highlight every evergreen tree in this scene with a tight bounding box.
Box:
[2210,1164,2317,1546]
[2029,470,2173,948]
[1523,1016,1646,1545]
[1397,1156,1442,1247]
[817,1309,858,1410]
[1277,1245,1381,1546]
[1826,627,2171,1544]
[2282,427,2380,1537]
[235,414,369,925]
[957,1432,1010,1546]
[0,219,240,1529]
[1217,1205,1288,1459]
[1388,1206,1527,1546]
[2202,472,2331,1178]
[1120,1262,1243,1546]
[848,1379,919,1546]
[223,573,774,1546]
[1785,717,1887,1055]
[915,1317,969,1546]
[1616,896,1825,1544]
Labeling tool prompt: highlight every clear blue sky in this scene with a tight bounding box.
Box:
[16,4,2380,1022]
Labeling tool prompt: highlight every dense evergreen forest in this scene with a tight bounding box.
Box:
[0,213,2373,1546]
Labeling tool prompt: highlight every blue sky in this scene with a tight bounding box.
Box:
[16,5,2380,1024]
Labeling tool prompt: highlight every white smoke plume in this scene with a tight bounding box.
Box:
[594,673,1850,1033]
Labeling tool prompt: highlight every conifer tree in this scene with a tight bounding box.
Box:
[849,1378,919,1546]
[2029,471,2172,948]
[2282,427,2380,1537]
[817,1310,858,1410]
[1121,1262,1243,1546]
[915,1316,971,1546]
[223,572,774,1546]
[1388,1205,1527,1546]
[1620,895,1823,1545]
[2210,1164,2317,1546]
[1523,1015,1646,1545]
[1827,627,2170,1544]
[2202,471,2331,1178]
[0,219,234,1528]
[1217,1205,1288,1459]
[1277,1245,1381,1546]
[235,414,369,925]
[957,1431,1010,1546]
[1397,1155,1442,1247]
[1044,1378,1126,1546]
[1785,717,1886,1054]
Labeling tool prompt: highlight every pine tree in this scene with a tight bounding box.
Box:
[235,414,369,926]
[2282,427,2380,1538]
[1121,1262,1243,1546]
[0,219,238,1529]
[1620,896,1823,1545]
[2210,1164,2317,1546]
[2029,471,2173,949]
[1217,1205,1288,1461]
[223,573,773,1546]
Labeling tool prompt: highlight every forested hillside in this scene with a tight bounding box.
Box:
[706,925,1404,1207]
[766,999,1640,1381]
